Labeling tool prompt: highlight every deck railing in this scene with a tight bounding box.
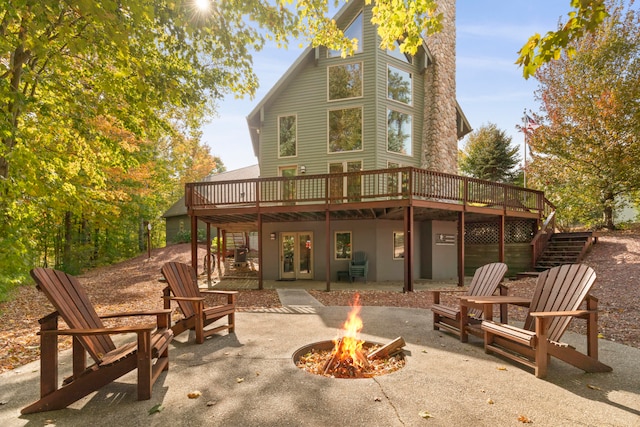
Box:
[186,167,547,215]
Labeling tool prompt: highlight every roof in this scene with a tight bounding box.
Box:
[163,164,260,218]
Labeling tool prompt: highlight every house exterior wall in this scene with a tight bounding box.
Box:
[257,3,429,177]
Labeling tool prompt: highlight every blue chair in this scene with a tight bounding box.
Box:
[349,251,369,282]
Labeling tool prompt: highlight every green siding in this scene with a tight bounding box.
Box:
[258,4,427,178]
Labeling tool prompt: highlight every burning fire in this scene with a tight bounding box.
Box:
[324,293,369,374]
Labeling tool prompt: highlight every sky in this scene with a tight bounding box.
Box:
[200,0,573,172]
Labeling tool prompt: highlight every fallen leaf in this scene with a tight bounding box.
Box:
[587,384,602,390]
[518,414,533,423]
[236,377,245,383]
[374,397,382,402]
[422,350,428,353]
[148,404,163,414]
[187,391,202,399]
[487,398,494,404]
[418,410,433,419]
[597,333,605,339]
[206,400,217,406]
[497,366,508,371]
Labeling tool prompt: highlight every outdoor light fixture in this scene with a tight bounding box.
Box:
[300,165,306,174]
[270,232,277,240]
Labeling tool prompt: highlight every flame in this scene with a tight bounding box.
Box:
[332,293,366,368]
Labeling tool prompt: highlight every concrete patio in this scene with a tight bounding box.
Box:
[1,296,638,426]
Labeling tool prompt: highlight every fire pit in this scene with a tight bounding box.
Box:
[292,293,406,378]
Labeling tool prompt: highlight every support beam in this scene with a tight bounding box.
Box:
[206,223,212,287]
[403,206,414,292]
[325,210,331,292]
[498,214,505,263]
[457,211,465,287]
[258,214,263,290]
[191,215,198,273]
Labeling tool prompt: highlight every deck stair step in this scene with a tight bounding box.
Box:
[534,232,595,272]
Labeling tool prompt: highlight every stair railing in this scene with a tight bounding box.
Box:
[531,199,556,268]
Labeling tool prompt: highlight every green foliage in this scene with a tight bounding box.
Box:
[528,1,640,230]
[517,0,610,78]
[0,0,296,285]
[458,123,521,183]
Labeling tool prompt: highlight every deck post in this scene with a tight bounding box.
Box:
[258,214,263,290]
[403,206,414,292]
[325,210,331,292]
[191,215,198,273]
[457,211,465,286]
[498,214,505,263]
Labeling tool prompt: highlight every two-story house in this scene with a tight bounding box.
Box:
[179,0,552,291]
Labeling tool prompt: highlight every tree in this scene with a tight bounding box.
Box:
[0,0,297,296]
[517,0,610,78]
[458,123,521,183]
[527,0,640,230]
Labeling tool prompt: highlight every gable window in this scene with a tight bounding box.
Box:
[328,107,362,152]
[278,115,297,158]
[335,231,352,260]
[328,63,362,101]
[328,11,363,57]
[387,41,413,64]
[387,109,412,156]
[393,231,405,259]
[388,65,412,105]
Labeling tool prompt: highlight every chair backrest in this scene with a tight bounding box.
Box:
[30,268,116,363]
[467,262,508,296]
[523,264,597,341]
[466,262,508,318]
[352,251,367,265]
[161,262,201,319]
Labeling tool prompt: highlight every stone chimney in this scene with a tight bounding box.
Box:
[421,0,457,174]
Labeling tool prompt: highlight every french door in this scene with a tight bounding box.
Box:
[280,232,313,280]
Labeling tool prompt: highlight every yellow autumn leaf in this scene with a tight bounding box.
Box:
[187,391,201,399]
[418,410,433,419]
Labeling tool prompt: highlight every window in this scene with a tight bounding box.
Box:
[328,12,363,57]
[387,109,412,156]
[393,231,404,259]
[278,115,297,157]
[328,107,362,152]
[335,231,352,260]
[387,41,412,64]
[329,161,362,202]
[328,63,362,101]
[388,65,412,105]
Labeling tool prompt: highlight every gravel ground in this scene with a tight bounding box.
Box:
[1,231,638,374]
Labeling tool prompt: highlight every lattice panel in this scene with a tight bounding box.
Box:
[465,220,535,245]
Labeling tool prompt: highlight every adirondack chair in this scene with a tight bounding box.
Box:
[23,268,173,414]
[478,264,612,378]
[431,262,508,342]
[349,251,369,282]
[161,262,237,344]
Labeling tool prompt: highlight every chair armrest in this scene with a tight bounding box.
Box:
[199,289,239,296]
[100,309,173,319]
[39,325,156,336]
[164,296,205,302]
[529,310,594,318]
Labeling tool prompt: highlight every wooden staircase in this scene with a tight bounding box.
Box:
[535,232,595,270]
[518,232,596,278]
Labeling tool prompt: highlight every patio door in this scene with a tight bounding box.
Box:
[280,232,313,280]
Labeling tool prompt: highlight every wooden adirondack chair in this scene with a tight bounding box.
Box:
[23,268,173,414]
[431,262,508,342]
[161,262,237,344]
[478,264,613,378]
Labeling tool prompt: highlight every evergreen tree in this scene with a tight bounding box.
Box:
[458,123,521,183]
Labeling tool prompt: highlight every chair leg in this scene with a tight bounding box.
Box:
[137,331,153,400]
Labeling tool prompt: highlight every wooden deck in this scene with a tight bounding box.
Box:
[184,167,554,291]
[186,167,550,226]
